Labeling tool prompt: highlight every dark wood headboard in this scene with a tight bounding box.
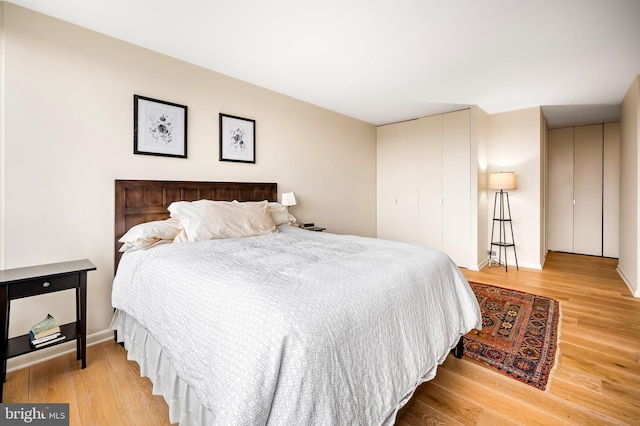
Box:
[114,180,278,273]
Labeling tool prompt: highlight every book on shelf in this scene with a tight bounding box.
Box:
[30,332,63,345]
[29,327,61,341]
[30,313,62,341]
[33,335,66,348]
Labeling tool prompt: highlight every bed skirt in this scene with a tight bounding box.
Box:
[110,309,465,425]
[110,310,213,425]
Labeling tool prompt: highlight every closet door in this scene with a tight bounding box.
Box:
[442,109,471,266]
[376,120,419,244]
[573,125,603,256]
[417,114,443,251]
[547,128,574,253]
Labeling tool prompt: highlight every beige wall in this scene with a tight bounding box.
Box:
[619,75,640,297]
[0,4,376,369]
[0,3,4,270]
[487,107,543,270]
[540,111,549,264]
[471,106,489,269]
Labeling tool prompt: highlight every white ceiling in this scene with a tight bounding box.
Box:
[6,0,640,126]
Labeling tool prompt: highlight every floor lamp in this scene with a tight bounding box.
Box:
[489,172,519,271]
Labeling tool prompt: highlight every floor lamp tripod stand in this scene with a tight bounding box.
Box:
[488,172,519,271]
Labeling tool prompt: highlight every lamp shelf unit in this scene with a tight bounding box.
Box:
[489,192,518,271]
[488,172,519,272]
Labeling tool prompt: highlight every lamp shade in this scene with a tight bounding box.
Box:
[488,172,517,190]
[281,192,297,207]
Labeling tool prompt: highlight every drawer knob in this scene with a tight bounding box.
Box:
[42,281,51,288]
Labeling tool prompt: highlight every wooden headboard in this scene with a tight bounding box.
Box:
[114,180,278,273]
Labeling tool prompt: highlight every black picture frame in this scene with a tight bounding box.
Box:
[134,95,188,158]
[219,113,256,163]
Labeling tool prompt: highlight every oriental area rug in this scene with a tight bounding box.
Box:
[463,282,560,391]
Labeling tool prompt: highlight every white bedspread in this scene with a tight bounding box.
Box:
[112,226,481,425]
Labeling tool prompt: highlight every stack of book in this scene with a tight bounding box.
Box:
[30,314,65,348]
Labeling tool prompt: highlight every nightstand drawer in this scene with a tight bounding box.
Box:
[8,273,80,299]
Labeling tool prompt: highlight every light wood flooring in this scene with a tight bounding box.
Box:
[398,252,640,425]
[4,252,640,425]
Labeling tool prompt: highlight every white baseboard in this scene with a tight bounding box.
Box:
[484,260,543,271]
[6,329,115,373]
[617,265,640,298]
[471,258,542,272]
[475,259,488,271]
[518,261,543,270]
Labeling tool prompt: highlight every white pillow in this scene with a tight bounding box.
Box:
[267,202,297,225]
[119,239,173,253]
[168,199,277,241]
[172,229,189,243]
[118,218,181,251]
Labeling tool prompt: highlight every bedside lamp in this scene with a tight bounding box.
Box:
[488,172,519,271]
[281,192,297,213]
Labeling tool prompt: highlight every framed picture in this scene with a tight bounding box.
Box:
[219,113,255,163]
[134,95,187,158]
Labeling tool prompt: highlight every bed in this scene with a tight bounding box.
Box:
[111,179,482,425]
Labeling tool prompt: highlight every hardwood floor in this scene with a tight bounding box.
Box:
[398,252,640,425]
[4,339,172,425]
[4,252,639,425]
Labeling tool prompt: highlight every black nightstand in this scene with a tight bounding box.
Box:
[304,226,326,232]
[0,259,96,401]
